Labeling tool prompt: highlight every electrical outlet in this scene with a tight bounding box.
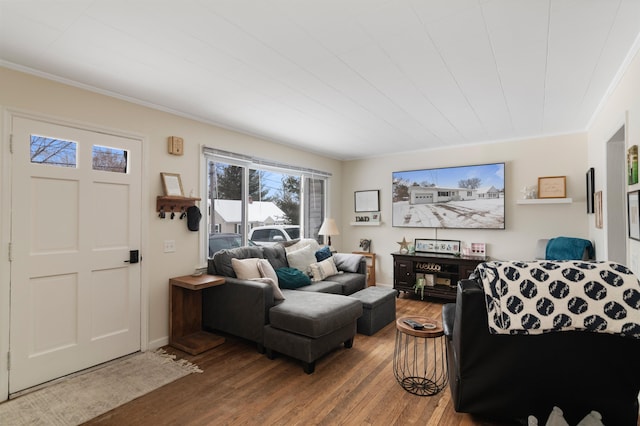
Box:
[163,240,176,253]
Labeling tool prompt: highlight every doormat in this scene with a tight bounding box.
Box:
[0,349,202,425]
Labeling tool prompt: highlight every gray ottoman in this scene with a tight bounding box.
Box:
[350,286,397,335]
[264,290,363,374]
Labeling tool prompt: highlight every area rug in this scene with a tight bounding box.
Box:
[0,349,202,425]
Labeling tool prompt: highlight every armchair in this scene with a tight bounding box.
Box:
[443,275,640,425]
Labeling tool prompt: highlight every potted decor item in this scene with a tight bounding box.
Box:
[414,276,426,300]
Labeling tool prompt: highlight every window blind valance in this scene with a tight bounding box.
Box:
[202,146,331,178]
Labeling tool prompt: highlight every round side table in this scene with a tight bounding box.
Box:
[393,316,448,396]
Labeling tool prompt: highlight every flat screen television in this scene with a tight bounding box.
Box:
[392,162,505,229]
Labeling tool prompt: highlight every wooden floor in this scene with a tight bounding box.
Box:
[86,295,520,426]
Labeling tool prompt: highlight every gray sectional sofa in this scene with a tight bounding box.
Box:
[203,240,367,373]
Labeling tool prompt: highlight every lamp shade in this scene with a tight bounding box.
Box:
[318,218,339,236]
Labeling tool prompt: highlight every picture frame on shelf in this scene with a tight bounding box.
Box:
[424,274,435,287]
[161,172,184,197]
[354,190,380,212]
[414,238,461,255]
[586,168,594,214]
[538,176,566,199]
[628,190,640,240]
[359,238,371,252]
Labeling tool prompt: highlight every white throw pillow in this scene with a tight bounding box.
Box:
[231,258,261,280]
[285,238,321,254]
[256,259,285,300]
[286,245,317,275]
[309,257,339,282]
[250,277,285,301]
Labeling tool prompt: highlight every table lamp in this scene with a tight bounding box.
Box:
[318,218,339,247]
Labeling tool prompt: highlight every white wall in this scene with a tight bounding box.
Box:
[587,43,640,273]
[0,67,344,353]
[342,133,589,286]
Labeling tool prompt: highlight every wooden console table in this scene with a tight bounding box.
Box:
[353,251,376,287]
[392,252,486,301]
[169,274,225,355]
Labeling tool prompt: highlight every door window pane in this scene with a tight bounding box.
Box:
[92,145,128,173]
[30,135,77,168]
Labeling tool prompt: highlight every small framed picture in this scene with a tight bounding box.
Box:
[628,191,640,240]
[161,172,184,197]
[538,176,566,199]
[354,190,380,212]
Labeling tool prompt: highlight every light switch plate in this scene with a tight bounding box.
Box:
[168,136,184,156]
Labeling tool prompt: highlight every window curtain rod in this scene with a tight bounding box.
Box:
[202,146,331,178]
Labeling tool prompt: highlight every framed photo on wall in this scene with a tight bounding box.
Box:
[586,168,594,214]
[354,190,380,212]
[628,190,640,241]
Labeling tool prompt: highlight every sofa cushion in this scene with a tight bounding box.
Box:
[213,246,264,278]
[285,238,321,253]
[309,257,339,282]
[286,245,317,275]
[257,259,285,300]
[262,244,289,269]
[295,281,342,294]
[250,277,285,301]
[325,272,366,295]
[269,291,363,338]
[333,253,363,273]
[276,267,311,289]
[231,258,261,280]
[315,246,332,262]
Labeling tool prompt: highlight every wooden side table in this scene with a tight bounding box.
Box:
[393,316,448,396]
[169,274,225,355]
[353,251,376,287]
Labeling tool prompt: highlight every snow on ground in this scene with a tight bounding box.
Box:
[392,199,504,229]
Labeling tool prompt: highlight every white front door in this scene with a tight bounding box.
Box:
[9,115,142,394]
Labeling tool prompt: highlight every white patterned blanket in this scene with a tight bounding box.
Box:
[476,260,640,337]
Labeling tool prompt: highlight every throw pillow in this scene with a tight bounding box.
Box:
[250,277,285,300]
[256,259,285,300]
[285,238,321,254]
[286,245,317,275]
[231,258,261,280]
[275,267,311,289]
[332,253,363,273]
[309,257,339,282]
[315,246,332,262]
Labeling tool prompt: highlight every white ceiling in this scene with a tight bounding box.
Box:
[1,1,640,160]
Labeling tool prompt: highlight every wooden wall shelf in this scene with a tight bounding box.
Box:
[156,196,201,212]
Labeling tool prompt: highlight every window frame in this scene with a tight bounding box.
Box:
[201,147,330,262]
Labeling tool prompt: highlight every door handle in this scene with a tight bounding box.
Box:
[124,250,140,264]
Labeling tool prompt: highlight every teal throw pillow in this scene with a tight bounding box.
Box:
[276,267,312,289]
[315,246,332,262]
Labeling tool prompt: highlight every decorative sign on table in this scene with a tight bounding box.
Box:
[414,239,461,255]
